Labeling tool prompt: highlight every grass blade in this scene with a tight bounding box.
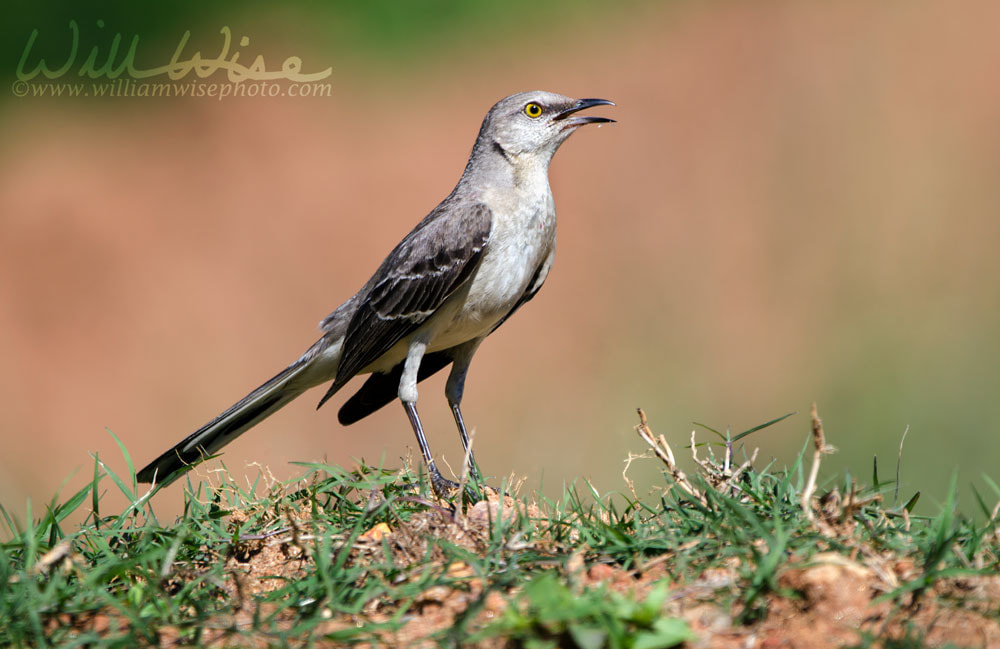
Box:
[731,412,796,443]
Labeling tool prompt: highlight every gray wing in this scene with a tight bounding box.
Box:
[327,202,493,395]
[335,253,552,424]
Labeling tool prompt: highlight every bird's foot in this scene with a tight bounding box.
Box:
[429,471,461,496]
[429,469,493,503]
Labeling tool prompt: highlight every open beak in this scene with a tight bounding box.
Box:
[552,98,616,128]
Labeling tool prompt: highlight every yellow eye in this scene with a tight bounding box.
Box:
[524,102,543,118]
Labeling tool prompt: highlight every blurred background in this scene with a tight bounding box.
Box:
[2,1,998,523]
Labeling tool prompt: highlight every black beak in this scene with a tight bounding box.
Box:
[553,98,616,126]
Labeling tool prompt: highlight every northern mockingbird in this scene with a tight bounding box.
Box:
[137,91,615,493]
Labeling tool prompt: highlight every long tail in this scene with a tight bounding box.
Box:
[137,346,329,484]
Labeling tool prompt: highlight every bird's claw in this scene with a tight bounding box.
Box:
[429,469,493,503]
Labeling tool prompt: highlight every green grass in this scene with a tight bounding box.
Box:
[1,412,997,648]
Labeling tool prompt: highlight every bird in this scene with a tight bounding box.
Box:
[136,91,615,494]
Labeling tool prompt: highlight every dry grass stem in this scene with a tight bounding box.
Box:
[723,448,760,494]
[621,450,650,499]
[455,426,476,513]
[894,424,910,505]
[803,402,837,524]
[690,430,713,475]
[634,409,705,505]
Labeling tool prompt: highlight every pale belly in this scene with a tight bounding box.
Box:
[433,199,556,348]
[431,248,544,348]
[362,206,555,373]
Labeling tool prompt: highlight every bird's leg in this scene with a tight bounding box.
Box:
[402,401,458,495]
[446,339,485,484]
[449,403,481,480]
[400,339,458,496]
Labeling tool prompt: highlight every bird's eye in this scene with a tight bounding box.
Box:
[524,102,543,118]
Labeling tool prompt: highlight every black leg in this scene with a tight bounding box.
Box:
[451,402,483,482]
[402,401,459,496]
[444,339,487,485]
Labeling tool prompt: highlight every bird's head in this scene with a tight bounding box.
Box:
[477,91,615,164]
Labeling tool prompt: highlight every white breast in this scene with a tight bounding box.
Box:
[429,186,556,350]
